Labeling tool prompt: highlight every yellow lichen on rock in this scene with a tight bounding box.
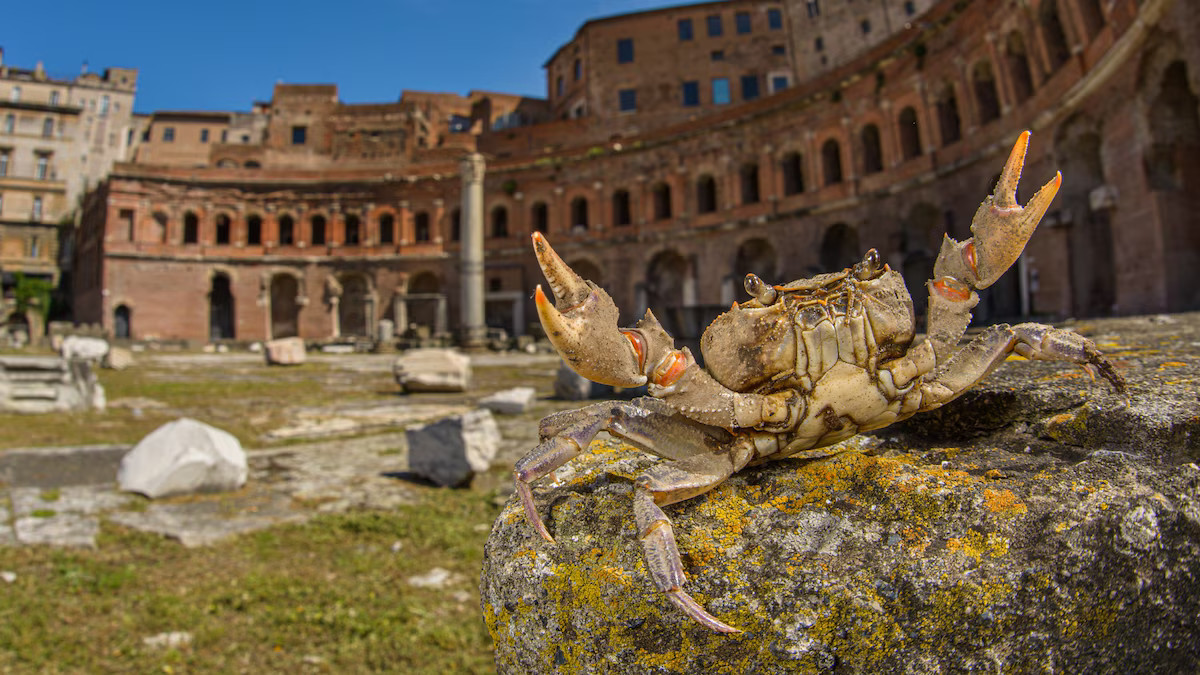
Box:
[946,530,1009,562]
[983,488,1028,517]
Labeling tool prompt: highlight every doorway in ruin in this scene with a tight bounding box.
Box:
[901,203,939,321]
[338,274,371,337]
[645,249,691,339]
[1055,115,1116,317]
[113,305,131,339]
[270,274,300,339]
[405,272,445,337]
[819,223,860,273]
[209,273,235,340]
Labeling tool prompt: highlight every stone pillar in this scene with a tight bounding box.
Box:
[460,153,487,347]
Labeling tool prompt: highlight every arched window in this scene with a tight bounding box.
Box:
[215,213,232,245]
[246,214,263,245]
[1040,0,1070,72]
[822,139,843,185]
[936,82,962,146]
[450,208,461,241]
[570,197,589,230]
[379,213,395,244]
[344,214,361,245]
[898,107,922,160]
[278,214,295,245]
[491,206,509,238]
[612,189,631,226]
[860,125,883,174]
[311,214,327,245]
[531,202,549,233]
[653,182,673,220]
[740,163,761,204]
[183,211,199,244]
[781,152,804,195]
[972,61,1001,124]
[1006,32,1035,104]
[414,212,430,242]
[696,175,718,213]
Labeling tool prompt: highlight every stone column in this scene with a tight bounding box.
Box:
[459,153,487,347]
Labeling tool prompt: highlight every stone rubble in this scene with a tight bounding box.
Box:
[406,409,500,487]
[117,418,248,498]
[264,336,306,365]
[394,348,472,393]
[480,387,537,415]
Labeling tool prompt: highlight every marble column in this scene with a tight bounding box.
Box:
[459,153,487,347]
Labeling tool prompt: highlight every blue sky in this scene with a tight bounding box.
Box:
[2,0,671,114]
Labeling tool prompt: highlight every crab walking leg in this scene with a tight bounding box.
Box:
[916,322,1126,411]
[926,131,1062,363]
[632,457,746,634]
[514,411,608,544]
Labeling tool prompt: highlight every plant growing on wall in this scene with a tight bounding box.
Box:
[13,272,53,328]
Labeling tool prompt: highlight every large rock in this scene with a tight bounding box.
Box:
[394,348,471,393]
[480,387,537,415]
[60,335,109,362]
[406,410,500,487]
[103,346,134,370]
[118,418,248,498]
[264,337,306,365]
[482,314,1200,673]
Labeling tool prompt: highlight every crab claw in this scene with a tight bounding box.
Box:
[936,131,1061,290]
[533,232,648,387]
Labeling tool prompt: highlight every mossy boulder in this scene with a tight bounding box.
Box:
[481,314,1200,673]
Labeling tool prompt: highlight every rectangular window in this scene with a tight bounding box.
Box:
[772,45,786,55]
[861,19,872,34]
[573,59,582,81]
[771,75,791,92]
[618,88,637,112]
[682,81,701,107]
[735,12,751,34]
[42,118,54,138]
[712,78,731,105]
[30,236,40,258]
[706,14,723,36]
[99,95,110,117]
[35,154,49,180]
[741,75,761,101]
[807,1,820,18]
[32,196,43,220]
[200,129,210,143]
[292,126,307,145]
[815,36,824,52]
[10,86,20,102]
[678,18,693,41]
[49,91,60,105]
[768,8,783,29]
[3,115,12,134]
[221,129,228,143]
[163,127,175,142]
[0,151,8,177]
[904,1,916,16]
[617,38,634,63]
[711,50,725,61]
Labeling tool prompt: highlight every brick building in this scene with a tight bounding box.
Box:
[74,0,1199,345]
[0,49,138,329]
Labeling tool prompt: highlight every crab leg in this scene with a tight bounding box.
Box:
[926,131,1061,363]
[515,397,753,632]
[916,322,1126,411]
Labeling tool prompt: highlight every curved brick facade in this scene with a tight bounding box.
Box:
[74,0,1200,343]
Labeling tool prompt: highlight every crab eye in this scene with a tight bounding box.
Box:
[854,249,883,280]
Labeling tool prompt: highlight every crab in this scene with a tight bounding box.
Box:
[514,131,1125,633]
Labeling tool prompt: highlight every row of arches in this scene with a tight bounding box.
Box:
[129,208,444,248]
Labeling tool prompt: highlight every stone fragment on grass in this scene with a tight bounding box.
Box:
[142,632,192,649]
[394,348,472,393]
[0,571,15,584]
[102,346,134,370]
[406,566,464,589]
[264,336,306,365]
[13,513,99,548]
[60,335,109,362]
[118,418,248,498]
[480,387,537,414]
[406,409,499,487]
